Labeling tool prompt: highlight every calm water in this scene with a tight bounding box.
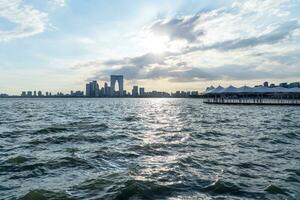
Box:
[0,98,300,200]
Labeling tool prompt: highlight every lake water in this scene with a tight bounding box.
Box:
[0,98,300,200]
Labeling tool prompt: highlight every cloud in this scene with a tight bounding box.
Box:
[88,61,300,83]
[187,20,299,52]
[104,52,167,66]
[0,0,47,41]
[49,0,66,7]
[149,14,203,42]
[0,0,67,42]
[80,0,300,84]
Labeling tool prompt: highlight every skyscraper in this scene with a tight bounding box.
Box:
[104,82,109,96]
[86,83,91,97]
[132,86,138,97]
[139,87,145,96]
[110,75,124,97]
[86,81,100,97]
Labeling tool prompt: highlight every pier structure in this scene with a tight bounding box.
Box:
[203,86,300,105]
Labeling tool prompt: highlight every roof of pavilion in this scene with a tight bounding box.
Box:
[204,86,300,94]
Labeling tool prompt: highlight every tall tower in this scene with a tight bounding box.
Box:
[86,81,99,97]
[110,75,124,97]
[104,82,109,96]
[132,86,138,97]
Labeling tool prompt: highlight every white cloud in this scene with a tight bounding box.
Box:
[0,0,47,41]
[81,0,300,84]
[48,0,66,7]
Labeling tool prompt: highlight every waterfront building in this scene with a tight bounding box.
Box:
[71,91,84,97]
[104,82,109,96]
[203,84,300,105]
[132,86,138,97]
[279,82,288,88]
[139,87,145,96]
[27,91,32,97]
[86,83,91,97]
[86,81,100,97]
[263,81,269,87]
[289,82,300,88]
[34,91,37,96]
[38,91,42,96]
[191,91,199,96]
[21,91,26,96]
[110,75,124,97]
[0,94,8,97]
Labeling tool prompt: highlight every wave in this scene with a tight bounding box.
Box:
[20,189,73,200]
[73,173,184,200]
[32,127,69,134]
[202,179,242,195]
[264,184,286,194]
[4,155,31,165]
[124,116,139,122]
[113,179,177,199]
[128,143,171,156]
[1,156,93,176]
[28,134,106,146]
[30,122,109,135]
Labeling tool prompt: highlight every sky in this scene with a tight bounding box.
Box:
[0,0,300,94]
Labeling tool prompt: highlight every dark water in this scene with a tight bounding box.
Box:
[0,98,300,200]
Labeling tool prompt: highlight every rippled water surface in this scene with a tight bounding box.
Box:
[1,98,300,200]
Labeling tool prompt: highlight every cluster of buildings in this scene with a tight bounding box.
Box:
[20,90,84,97]
[85,75,199,98]
[85,75,164,97]
[259,81,300,88]
[1,74,198,98]
[5,76,298,99]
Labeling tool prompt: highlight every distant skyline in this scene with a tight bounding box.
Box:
[0,0,300,95]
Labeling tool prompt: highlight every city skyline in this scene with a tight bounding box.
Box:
[1,73,298,98]
[1,0,300,95]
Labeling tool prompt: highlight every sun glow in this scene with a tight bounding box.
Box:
[140,32,169,53]
[138,31,188,54]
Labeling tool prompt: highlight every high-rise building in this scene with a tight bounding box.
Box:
[132,86,138,97]
[279,82,288,88]
[104,82,109,96]
[86,83,91,97]
[27,91,32,97]
[110,75,124,97]
[191,91,199,96]
[86,81,100,97]
[139,87,145,96]
[289,82,300,88]
[38,91,42,96]
[21,91,26,96]
[263,81,269,87]
[34,91,37,96]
